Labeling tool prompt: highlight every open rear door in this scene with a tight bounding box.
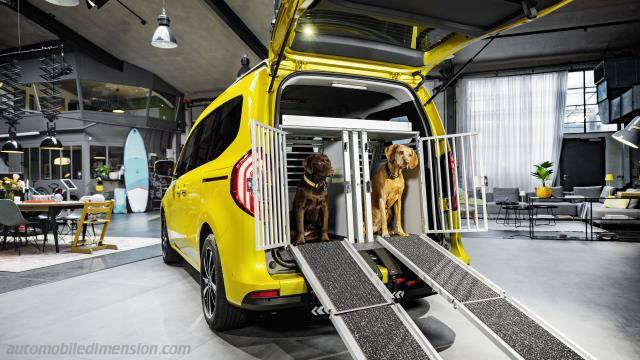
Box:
[269,0,572,77]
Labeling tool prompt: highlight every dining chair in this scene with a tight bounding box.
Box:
[70,200,117,254]
[0,200,42,255]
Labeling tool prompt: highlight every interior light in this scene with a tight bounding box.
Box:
[331,82,368,91]
[54,157,71,166]
[45,0,80,6]
[1,130,23,154]
[112,109,125,114]
[302,24,315,36]
[151,7,178,49]
[93,156,106,160]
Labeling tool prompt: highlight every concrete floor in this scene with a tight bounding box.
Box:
[0,216,638,359]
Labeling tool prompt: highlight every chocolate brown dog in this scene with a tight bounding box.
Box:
[292,154,335,245]
[371,144,419,237]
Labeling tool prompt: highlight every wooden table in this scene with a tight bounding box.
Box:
[18,201,85,253]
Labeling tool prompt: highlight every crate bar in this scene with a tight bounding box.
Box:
[342,131,355,243]
[280,131,291,246]
[442,139,454,232]
[266,129,275,248]
[434,140,447,232]
[426,139,439,232]
[451,136,463,230]
[351,131,365,243]
[360,132,374,242]
[477,134,489,230]
[417,136,430,234]
[459,136,472,230]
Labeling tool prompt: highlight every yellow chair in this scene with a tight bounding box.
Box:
[70,201,117,254]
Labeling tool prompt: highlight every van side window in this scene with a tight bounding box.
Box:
[191,108,220,169]
[204,96,243,162]
[174,123,204,177]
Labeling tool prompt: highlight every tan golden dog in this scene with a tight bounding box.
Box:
[372,144,419,237]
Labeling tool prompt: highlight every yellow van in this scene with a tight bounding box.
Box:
[160,0,571,331]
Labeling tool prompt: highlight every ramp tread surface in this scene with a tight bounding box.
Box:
[465,298,584,360]
[296,241,387,312]
[337,305,434,360]
[384,235,498,302]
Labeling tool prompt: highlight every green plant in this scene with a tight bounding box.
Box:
[95,164,110,178]
[530,161,553,187]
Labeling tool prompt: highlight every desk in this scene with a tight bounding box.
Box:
[18,201,84,253]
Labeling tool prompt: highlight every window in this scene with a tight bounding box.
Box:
[564,70,617,133]
[174,125,203,177]
[40,149,51,180]
[207,96,242,161]
[72,147,82,179]
[90,146,107,178]
[32,80,80,112]
[80,80,149,116]
[149,90,177,121]
[29,148,39,181]
[108,146,124,171]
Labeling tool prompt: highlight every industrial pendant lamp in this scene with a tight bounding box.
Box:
[612,116,640,149]
[151,1,177,49]
[40,123,63,150]
[45,0,80,6]
[1,129,23,154]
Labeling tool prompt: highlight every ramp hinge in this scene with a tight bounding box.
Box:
[343,142,349,151]
[366,180,372,193]
[364,142,369,152]
[345,181,351,193]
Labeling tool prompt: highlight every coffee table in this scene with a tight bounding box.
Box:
[532,204,558,225]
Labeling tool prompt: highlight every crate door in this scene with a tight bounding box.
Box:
[251,121,290,250]
[419,133,488,233]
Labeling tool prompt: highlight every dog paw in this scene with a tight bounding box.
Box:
[382,231,390,238]
[398,230,409,237]
[320,235,331,242]
[294,237,306,246]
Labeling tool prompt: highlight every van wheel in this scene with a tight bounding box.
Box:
[161,213,180,264]
[201,234,250,331]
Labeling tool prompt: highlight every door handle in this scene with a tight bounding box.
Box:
[180,188,187,195]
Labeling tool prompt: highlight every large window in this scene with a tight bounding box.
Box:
[29,80,80,112]
[90,145,107,178]
[81,80,149,116]
[564,70,617,133]
[25,146,82,181]
[149,90,177,121]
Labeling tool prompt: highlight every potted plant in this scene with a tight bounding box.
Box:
[531,161,554,199]
[95,164,110,180]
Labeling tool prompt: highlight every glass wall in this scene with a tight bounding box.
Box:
[90,145,107,178]
[149,90,177,121]
[80,80,149,116]
[564,70,618,133]
[23,146,82,181]
[24,80,80,112]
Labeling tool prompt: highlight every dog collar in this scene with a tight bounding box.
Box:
[304,175,327,191]
[385,163,399,179]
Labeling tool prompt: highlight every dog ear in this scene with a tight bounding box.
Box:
[385,144,399,163]
[303,156,314,174]
[408,149,419,169]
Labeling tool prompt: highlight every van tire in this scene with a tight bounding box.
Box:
[161,213,181,265]
[201,234,250,331]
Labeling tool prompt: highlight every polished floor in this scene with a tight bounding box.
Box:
[0,232,638,359]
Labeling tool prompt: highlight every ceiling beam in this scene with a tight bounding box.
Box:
[201,0,268,59]
[0,0,123,70]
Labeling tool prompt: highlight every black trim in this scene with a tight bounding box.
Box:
[241,294,308,311]
[201,0,268,59]
[202,176,228,183]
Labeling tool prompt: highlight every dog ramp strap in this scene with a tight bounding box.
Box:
[378,235,595,360]
[290,241,442,360]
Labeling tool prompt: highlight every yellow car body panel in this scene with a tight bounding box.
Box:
[163,0,571,306]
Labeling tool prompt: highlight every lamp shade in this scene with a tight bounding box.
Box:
[40,136,64,150]
[1,139,24,154]
[151,8,177,49]
[612,116,640,149]
[54,157,71,166]
[45,0,80,6]
[605,173,614,181]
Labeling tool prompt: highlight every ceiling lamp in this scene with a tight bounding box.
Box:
[612,116,640,149]
[85,0,109,9]
[40,123,64,150]
[45,0,80,6]
[151,3,177,49]
[54,157,71,166]
[1,130,23,154]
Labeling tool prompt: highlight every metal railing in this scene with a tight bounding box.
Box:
[251,121,291,250]
[420,132,488,233]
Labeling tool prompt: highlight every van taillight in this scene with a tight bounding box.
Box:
[449,152,458,211]
[231,151,254,216]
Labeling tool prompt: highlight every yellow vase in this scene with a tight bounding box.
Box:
[535,186,552,199]
[95,184,105,193]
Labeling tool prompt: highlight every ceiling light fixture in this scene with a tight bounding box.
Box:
[151,1,177,49]
[1,130,24,154]
[54,157,71,166]
[45,0,80,6]
[612,116,640,149]
[112,109,125,114]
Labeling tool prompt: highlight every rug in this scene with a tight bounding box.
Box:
[488,219,605,233]
[0,236,160,272]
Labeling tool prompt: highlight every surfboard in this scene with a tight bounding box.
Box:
[123,128,149,213]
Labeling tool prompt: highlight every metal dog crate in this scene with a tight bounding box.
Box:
[250,116,488,250]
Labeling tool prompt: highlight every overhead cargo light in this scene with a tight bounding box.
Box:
[151,4,177,49]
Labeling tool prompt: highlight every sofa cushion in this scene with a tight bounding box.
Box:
[492,187,519,203]
[625,189,640,208]
[603,198,630,209]
[551,186,564,198]
[592,206,640,219]
[573,186,602,199]
[599,186,615,203]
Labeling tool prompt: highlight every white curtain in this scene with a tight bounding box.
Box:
[458,72,567,192]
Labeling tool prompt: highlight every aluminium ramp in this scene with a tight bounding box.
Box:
[378,235,596,360]
[290,241,442,360]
